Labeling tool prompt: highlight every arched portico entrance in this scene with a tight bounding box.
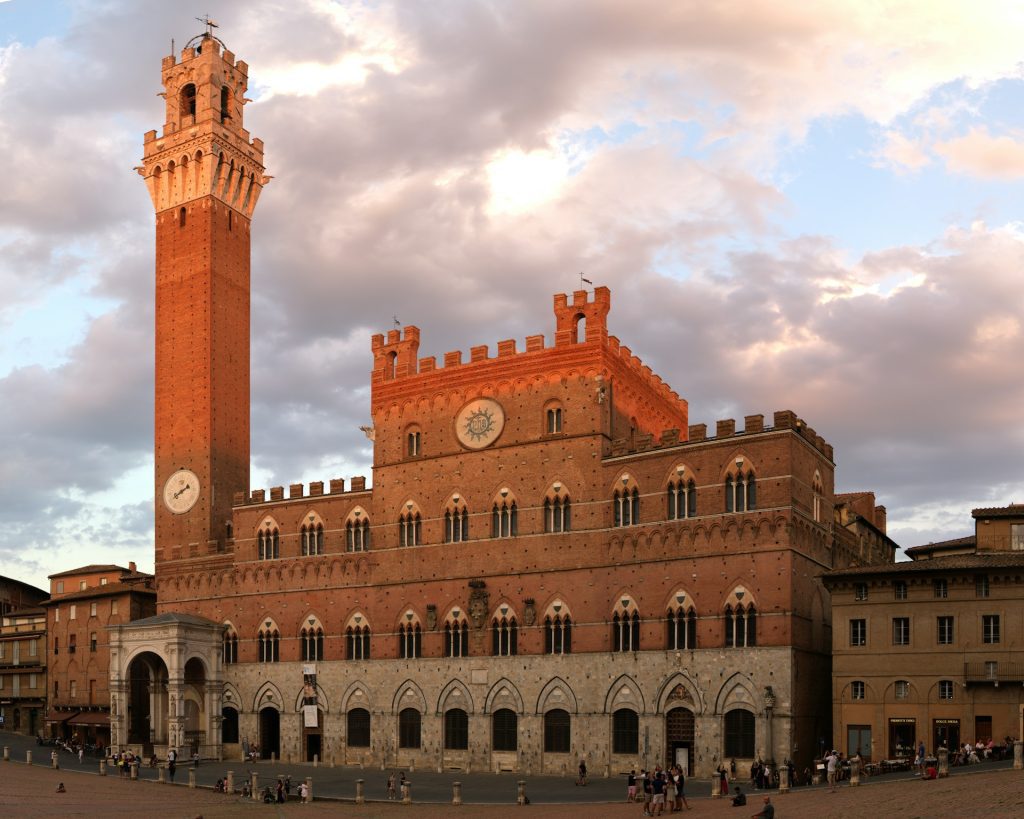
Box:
[126,651,169,751]
[108,613,225,760]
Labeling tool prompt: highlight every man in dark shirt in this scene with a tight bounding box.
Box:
[650,769,666,816]
[751,795,774,818]
[732,786,747,806]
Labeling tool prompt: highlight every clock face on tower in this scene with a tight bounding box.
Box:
[455,398,506,450]
[162,468,201,514]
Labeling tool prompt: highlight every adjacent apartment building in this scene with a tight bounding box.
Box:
[44,564,155,747]
[0,575,50,735]
[824,503,1024,761]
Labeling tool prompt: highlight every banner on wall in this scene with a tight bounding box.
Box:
[302,664,318,727]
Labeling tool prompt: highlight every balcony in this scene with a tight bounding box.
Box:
[964,662,1024,683]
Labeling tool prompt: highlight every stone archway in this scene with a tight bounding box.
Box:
[259,707,280,759]
[126,651,169,750]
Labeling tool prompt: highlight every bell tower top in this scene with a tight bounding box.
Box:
[139,31,268,218]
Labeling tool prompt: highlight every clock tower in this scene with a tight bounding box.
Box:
[140,31,267,566]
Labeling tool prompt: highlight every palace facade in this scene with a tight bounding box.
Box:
[108,32,896,777]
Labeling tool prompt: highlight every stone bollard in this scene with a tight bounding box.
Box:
[158,765,166,783]
[313,753,319,768]
[355,779,365,805]
[779,765,790,793]
[99,758,106,776]
[938,747,949,778]
[402,781,411,804]
[452,781,463,806]
[188,768,196,788]
[270,751,276,763]
[3,746,8,762]
[305,775,313,803]
[250,772,259,801]
[226,770,234,794]
[517,780,527,806]
[849,758,860,787]
[131,761,139,780]
[711,774,721,798]
[1015,741,1023,771]
[409,759,415,772]
[26,750,32,766]
[812,765,822,786]
[51,750,59,769]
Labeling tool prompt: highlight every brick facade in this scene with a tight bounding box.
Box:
[110,33,897,776]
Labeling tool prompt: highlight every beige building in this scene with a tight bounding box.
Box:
[824,504,1024,761]
[0,605,48,736]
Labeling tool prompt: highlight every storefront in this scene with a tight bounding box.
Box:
[888,718,916,759]
[68,711,111,749]
[933,718,959,754]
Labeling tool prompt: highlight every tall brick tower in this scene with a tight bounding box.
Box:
[139,31,267,566]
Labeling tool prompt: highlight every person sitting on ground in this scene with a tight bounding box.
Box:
[262,786,274,803]
[731,786,746,807]
[56,783,66,793]
[750,795,774,819]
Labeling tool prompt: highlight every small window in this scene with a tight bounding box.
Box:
[612,709,638,754]
[937,616,954,645]
[407,430,421,457]
[347,709,371,747]
[975,575,990,598]
[90,602,97,617]
[546,407,563,434]
[179,207,187,227]
[983,615,1000,644]
[69,605,76,621]
[894,580,908,600]
[79,580,87,591]
[850,619,867,647]
[492,709,518,752]
[100,577,107,586]
[938,680,954,700]
[985,661,998,680]
[892,617,910,646]
[933,579,948,599]
[56,581,64,593]
[1012,523,1024,550]
[111,600,118,615]
[544,709,571,753]
[220,85,231,122]
[398,708,421,749]
[854,583,868,601]
[90,633,97,652]
[895,680,910,699]
[68,634,76,654]
[851,681,865,700]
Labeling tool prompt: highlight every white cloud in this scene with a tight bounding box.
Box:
[935,126,1024,178]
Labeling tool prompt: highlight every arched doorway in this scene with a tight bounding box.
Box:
[666,707,695,774]
[302,709,324,762]
[183,658,207,754]
[259,707,280,759]
[126,652,169,753]
[222,707,239,745]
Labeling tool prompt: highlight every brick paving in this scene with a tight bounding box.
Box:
[2,755,1023,819]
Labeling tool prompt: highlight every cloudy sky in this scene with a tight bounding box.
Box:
[1,0,1022,590]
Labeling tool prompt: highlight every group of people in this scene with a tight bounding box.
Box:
[626,765,689,815]
[385,771,408,799]
[110,750,140,778]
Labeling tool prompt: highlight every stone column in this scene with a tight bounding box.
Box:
[937,747,949,777]
[517,780,527,805]
[305,775,313,803]
[226,770,234,794]
[188,768,196,788]
[3,746,9,761]
[26,750,32,765]
[99,759,107,776]
[355,779,365,805]
[130,761,139,780]
[763,687,776,767]
[452,781,463,805]
[250,772,259,800]
[849,758,860,786]
[167,678,187,753]
[778,765,790,793]
[1014,741,1023,770]
[402,781,411,803]
[158,765,166,783]
[51,751,59,768]
[711,774,720,798]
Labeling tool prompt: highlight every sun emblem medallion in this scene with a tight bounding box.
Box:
[455,398,506,450]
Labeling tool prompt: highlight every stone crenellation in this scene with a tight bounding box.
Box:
[608,409,834,461]
[233,476,371,507]
[370,288,683,409]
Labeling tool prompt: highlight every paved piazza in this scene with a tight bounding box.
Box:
[2,734,1023,818]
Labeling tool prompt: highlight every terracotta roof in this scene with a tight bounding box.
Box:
[48,564,130,579]
[972,504,1024,519]
[3,605,48,617]
[904,535,976,556]
[823,551,1024,580]
[41,581,154,605]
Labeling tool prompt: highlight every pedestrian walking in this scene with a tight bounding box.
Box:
[577,759,588,786]
[78,747,84,764]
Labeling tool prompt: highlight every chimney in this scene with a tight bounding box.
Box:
[129,561,137,573]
